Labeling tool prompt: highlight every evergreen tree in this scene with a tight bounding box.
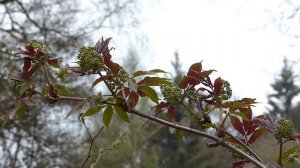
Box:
[267,58,300,119]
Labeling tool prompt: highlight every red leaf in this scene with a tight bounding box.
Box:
[289,134,300,141]
[248,116,262,135]
[25,45,35,55]
[155,102,169,113]
[187,62,202,85]
[230,115,245,135]
[95,38,113,68]
[232,161,246,168]
[95,37,112,54]
[23,58,31,74]
[214,77,223,95]
[241,98,257,104]
[128,91,139,108]
[240,108,252,132]
[116,87,131,98]
[47,59,60,68]
[111,63,121,75]
[36,50,44,58]
[103,54,112,68]
[179,75,189,89]
[137,89,145,97]
[201,70,215,78]
[167,105,175,120]
[248,127,266,144]
[27,64,39,77]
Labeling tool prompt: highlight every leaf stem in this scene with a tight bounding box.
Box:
[278,140,283,167]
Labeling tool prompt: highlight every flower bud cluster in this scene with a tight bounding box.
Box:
[186,88,200,104]
[217,79,232,101]
[160,83,182,104]
[11,80,23,93]
[274,119,294,140]
[106,67,129,90]
[229,143,250,160]
[27,40,50,63]
[77,46,104,71]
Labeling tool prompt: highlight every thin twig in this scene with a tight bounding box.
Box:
[98,72,116,96]
[81,126,104,168]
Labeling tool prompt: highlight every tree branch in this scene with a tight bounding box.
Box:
[128,108,266,168]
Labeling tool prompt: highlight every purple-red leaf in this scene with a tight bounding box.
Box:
[155,102,169,113]
[128,91,139,108]
[167,105,175,120]
[25,45,35,55]
[230,115,245,135]
[179,75,189,89]
[248,127,267,144]
[47,59,60,68]
[27,64,39,77]
[187,62,202,85]
[232,161,246,168]
[111,63,121,75]
[23,59,31,74]
[95,37,112,54]
[116,87,131,98]
[214,77,223,95]
[240,108,252,132]
[36,50,44,58]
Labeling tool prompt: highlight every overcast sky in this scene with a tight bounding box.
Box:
[119,0,300,115]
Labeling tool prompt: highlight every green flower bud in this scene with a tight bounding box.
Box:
[229,143,250,160]
[160,83,182,104]
[77,46,104,71]
[11,80,23,93]
[27,40,50,63]
[106,67,129,90]
[186,88,200,104]
[274,119,294,140]
[118,67,129,83]
[215,79,232,101]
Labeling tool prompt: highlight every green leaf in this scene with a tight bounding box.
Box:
[103,106,113,127]
[175,129,184,140]
[138,86,159,104]
[128,78,137,92]
[91,77,102,90]
[54,84,70,96]
[17,104,25,121]
[280,146,300,165]
[133,69,167,77]
[139,77,171,86]
[55,69,70,80]
[19,84,29,95]
[114,106,130,123]
[201,123,214,129]
[83,105,104,117]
